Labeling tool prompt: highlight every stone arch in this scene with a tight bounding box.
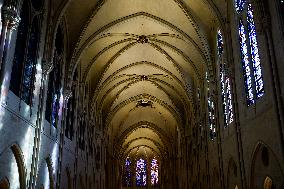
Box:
[263,176,274,189]
[36,156,55,189]
[0,177,10,189]
[0,143,26,189]
[227,157,239,189]
[10,144,26,189]
[250,141,284,189]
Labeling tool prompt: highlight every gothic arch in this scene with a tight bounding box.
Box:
[250,141,284,189]
[263,176,274,189]
[10,144,26,189]
[227,157,239,189]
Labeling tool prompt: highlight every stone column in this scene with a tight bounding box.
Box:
[0,2,20,101]
[29,60,55,188]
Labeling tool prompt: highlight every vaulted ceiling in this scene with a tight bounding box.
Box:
[62,0,225,161]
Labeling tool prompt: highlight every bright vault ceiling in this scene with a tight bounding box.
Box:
[63,0,223,160]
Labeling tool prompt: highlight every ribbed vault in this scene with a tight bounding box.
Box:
[63,0,222,186]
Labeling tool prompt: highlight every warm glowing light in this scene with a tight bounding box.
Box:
[151,158,159,186]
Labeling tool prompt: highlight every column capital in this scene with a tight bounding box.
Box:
[42,59,54,76]
[64,89,72,101]
[1,4,20,30]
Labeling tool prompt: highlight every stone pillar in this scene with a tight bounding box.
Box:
[0,2,20,101]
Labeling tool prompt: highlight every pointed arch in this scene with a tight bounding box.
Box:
[10,144,26,189]
[263,176,274,189]
[250,141,284,189]
[227,157,239,189]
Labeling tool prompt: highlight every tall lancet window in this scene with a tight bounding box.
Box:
[136,158,147,187]
[235,0,264,106]
[123,157,132,187]
[45,25,64,127]
[206,72,216,140]
[217,30,234,127]
[10,0,43,105]
[150,158,159,186]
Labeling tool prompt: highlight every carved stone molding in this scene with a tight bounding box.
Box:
[137,35,148,44]
[1,3,20,30]
[42,59,54,77]
[64,89,72,101]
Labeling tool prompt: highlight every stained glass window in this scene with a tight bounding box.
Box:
[247,4,264,99]
[217,30,224,55]
[136,158,147,187]
[150,158,159,186]
[217,30,234,127]
[124,157,132,187]
[206,72,216,139]
[10,0,29,97]
[22,16,40,105]
[10,0,43,105]
[236,1,264,106]
[45,25,64,127]
[235,0,246,13]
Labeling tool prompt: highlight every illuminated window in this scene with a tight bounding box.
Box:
[124,157,132,187]
[235,0,246,13]
[206,72,216,140]
[217,30,234,127]
[236,0,264,106]
[45,25,64,127]
[10,0,42,105]
[151,158,159,186]
[136,158,147,187]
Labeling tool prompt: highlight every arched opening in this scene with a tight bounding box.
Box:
[10,145,26,189]
[135,158,147,187]
[251,142,284,189]
[263,176,274,189]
